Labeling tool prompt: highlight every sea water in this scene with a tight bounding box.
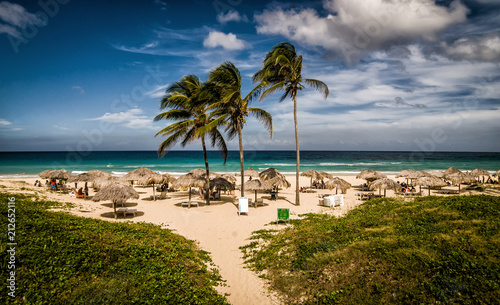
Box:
[0,150,498,177]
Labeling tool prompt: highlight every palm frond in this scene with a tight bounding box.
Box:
[304,78,330,99]
[248,108,273,137]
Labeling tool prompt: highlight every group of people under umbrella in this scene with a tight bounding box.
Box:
[39,166,497,218]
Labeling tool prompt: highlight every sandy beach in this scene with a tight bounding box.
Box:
[1,174,496,305]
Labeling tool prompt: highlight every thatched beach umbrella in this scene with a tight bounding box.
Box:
[356,170,387,182]
[122,167,155,182]
[92,183,139,218]
[433,171,446,178]
[243,167,259,178]
[172,173,206,208]
[189,168,220,178]
[369,178,399,197]
[47,169,72,180]
[138,173,176,201]
[301,169,332,186]
[39,169,55,179]
[415,176,447,195]
[444,167,462,177]
[259,168,290,190]
[470,168,490,183]
[493,170,500,177]
[447,172,474,192]
[221,173,236,183]
[325,177,351,194]
[396,169,417,185]
[244,179,273,207]
[92,176,126,189]
[68,170,112,183]
[209,177,234,191]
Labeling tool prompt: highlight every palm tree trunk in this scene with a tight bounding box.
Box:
[238,125,245,197]
[293,94,300,205]
[201,137,210,206]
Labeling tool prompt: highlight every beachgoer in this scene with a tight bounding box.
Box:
[77,187,84,195]
[84,182,89,196]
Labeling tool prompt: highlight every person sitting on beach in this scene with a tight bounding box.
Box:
[77,187,84,195]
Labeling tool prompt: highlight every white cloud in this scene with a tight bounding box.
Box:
[203,30,247,50]
[88,108,157,130]
[445,33,500,62]
[0,2,46,37]
[255,0,469,64]
[71,85,85,94]
[217,10,248,24]
[146,84,169,98]
[0,118,12,125]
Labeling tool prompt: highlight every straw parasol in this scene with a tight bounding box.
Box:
[122,167,155,182]
[92,183,139,218]
[92,176,126,189]
[221,173,236,183]
[138,173,177,201]
[444,167,462,177]
[68,170,112,183]
[493,170,500,177]
[259,168,290,189]
[244,179,274,207]
[396,169,417,185]
[415,176,447,195]
[209,177,234,191]
[172,173,207,208]
[40,168,72,180]
[470,168,490,183]
[447,172,474,192]
[325,177,351,194]
[356,170,387,182]
[243,167,259,178]
[433,171,446,178]
[39,169,55,179]
[301,169,332,186]
[369,178,399,197]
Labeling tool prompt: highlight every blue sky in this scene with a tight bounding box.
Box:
[0,0,499,152]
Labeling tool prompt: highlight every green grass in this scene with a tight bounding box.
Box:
[0,192,229,304]
[241,195,500,304]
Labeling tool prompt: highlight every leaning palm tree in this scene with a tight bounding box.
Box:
[253,42,329,205]
[154,74,228,205]
[207,61,273,197]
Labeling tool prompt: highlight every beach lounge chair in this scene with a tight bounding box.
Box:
[71,189,86,199]
[181,201,198,207]
[238,197,248,215]
[256,198,264,206]
[115,208,137,218]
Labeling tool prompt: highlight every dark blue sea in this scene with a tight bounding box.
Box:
[0,151,499,177]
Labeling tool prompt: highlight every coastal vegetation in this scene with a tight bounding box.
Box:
[154,42,329,204]
[241,195,500,304]
[253,42,329,205]
[207,61,273,197]
[154,74,228,205]
[0,192,228,304]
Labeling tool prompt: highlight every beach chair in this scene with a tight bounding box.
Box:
[115,208,137,218]
[238,197,248,215]
[256,198,264,206]
[71,189,86,199]
[181,201,198,207]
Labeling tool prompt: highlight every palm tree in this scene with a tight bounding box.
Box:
[154,74,228,205]
[206,61,273,197]
[253,42,329,205]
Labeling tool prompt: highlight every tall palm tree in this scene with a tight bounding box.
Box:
[206,61,273,197]
[154,74,228,205]
[253,42,329,205]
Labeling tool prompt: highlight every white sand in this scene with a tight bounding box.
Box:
[0,174,466,304]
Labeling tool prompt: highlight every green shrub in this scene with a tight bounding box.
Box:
[241,195,500,304]
[0,192,228,304]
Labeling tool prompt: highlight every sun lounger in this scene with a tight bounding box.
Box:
[181,201,198,207]
[115,208,137,218]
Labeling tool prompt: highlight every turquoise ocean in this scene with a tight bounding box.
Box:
[0,151,499,178]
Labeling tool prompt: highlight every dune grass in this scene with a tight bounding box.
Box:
[0,192,228,304]
[241,195,500,304]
